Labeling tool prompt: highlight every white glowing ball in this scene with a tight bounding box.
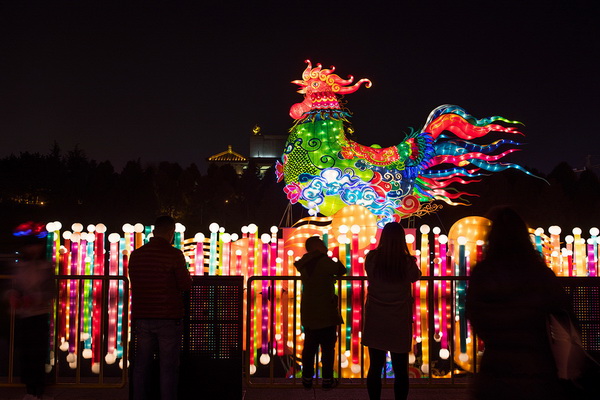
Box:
[70,232,81,242]
[420,225,430,235]
[588,238,596,245]
[308,209,317,216]
[534,227,544,236]
[341,360,349,368]
[82,349,93,359]
[62,231,72,240]
[45,364,52,373]
[274,333,282,341]
[85,234,95,242]
[249,364,257,375]
[438,235,448,245]
[439,349,450,360]
[350,364,361,374]
[134,223,144,233]
[370,237,377,244]
[69,361,77,369]
[270,226,278,234]
[194,233,205,242]
[565,235,574,244]
[549,225,561,235]
[459,353,469,362]
[350,224,361,234]
[175,223,186,233]
[287,250,294,256]
[231,233,239,241]
[590,227,600,237]
[235,250,242,256]
[408,353,416,364]
[421,363,429,374]
[105,352,116,364]
[344,350,351,357]
[53,221,63,231]
[457,236,468,245]
[122,223,134,233]
[241,226,249,234]
[476,240,484,246]
[287,341,294,349]
[221,233,231,243]
[108,233,120,243]
[46,222,56,232]
[66,353,76,363]
[91,362,100,374]
[432,226,441,235]
[119,358,129,369]
[340,354,347,363]
[209,223,220,233]
[95,223,107,234]
[72,223,84,232]
[275,257,282,263]
[338,234,348,244]
[259,354,270,365]
[338,225,349,234]
[81,332,90,341]
[405,234,415,244]
[59,341,69,352]
[219,227,225,233]
[248,224,258,234]
[332,257,339,262]
[260,233,271,244]
[296,329,302,336]
[573,227,582,235]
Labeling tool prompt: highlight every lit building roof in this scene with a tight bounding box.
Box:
[207,145,247,162]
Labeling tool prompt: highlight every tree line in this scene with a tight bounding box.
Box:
[1,143,599,247]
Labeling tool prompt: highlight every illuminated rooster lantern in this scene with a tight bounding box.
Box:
[276,60,535,226]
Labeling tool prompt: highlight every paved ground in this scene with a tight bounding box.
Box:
[0,382,471,400]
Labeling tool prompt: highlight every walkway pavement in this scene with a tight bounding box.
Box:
[0,382,471,400]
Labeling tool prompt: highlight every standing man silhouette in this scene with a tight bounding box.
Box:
[128,216,192,400]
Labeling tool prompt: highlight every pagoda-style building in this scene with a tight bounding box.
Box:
[206,145,248,175]
[207,125,287,176]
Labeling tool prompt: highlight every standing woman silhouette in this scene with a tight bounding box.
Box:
[362,222,421,400]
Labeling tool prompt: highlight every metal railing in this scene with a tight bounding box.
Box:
[244,276,477,388]
[1,274,129,388]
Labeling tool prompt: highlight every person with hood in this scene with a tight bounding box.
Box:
[295,236,346,390]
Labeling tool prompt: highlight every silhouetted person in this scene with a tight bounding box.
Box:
[466,207,570,400]
[128,216,192,400]
[295,236,346,390]
[362,222,421,400]
[6,223,54,400]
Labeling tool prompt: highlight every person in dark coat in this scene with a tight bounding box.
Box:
[466,207,571,400]
[295,236,346,390]
[362,222,421,400]
[128,216,192,400]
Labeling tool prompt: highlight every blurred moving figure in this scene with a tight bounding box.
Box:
[6,222,54,400]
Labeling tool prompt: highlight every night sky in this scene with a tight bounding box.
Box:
[1,1,598,174]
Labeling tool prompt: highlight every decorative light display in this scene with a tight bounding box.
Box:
[38,210,598,380]
[276,60,537,226]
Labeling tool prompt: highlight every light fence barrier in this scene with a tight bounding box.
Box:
[2,275,599,390]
